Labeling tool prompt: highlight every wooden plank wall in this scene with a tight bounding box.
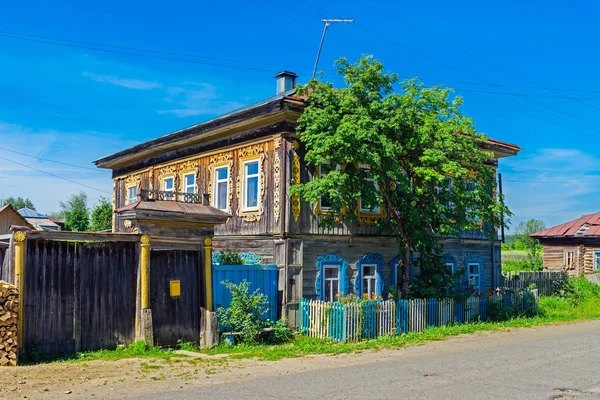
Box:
[212,237,275,265]
[0,207,29,234]
[542,245,578,274]
[23,239,138,355]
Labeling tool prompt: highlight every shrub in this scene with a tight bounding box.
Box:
[216,249,244,265]
[487,301,513,322]
[266,319,293,344]
[216,280,269,344]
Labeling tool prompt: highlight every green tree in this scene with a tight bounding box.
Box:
[90,196,112,232]
[2,196,35,210]
[292,56,510,298]
[58,191,89,232]
[514,218,546,271]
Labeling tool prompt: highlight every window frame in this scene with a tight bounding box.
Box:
[594,251,600,272]
[242,158,260,212]
[358,163,381,214]
[323,264,341,302]
[126,185,138,205]
[564,250,575,270]
[162,176,175,200]
[467,262,481,291]
[213,165,230,212]
[360,263,378,296]
[317,162,341,213]
[182,172,196,194]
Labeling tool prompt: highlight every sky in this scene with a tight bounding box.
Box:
[1,0,599,230]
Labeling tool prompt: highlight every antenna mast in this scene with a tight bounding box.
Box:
[312,19,354,80]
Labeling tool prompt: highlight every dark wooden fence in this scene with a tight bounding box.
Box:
[23,238,138,355]
[501,271,568,296]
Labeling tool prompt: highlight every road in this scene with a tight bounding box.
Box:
[136,321,600,400]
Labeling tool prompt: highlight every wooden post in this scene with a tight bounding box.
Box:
[13,230,26,351]
[139,235,153,346]
[203,237,213,311]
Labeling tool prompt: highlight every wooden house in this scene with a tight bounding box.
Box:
[530,213,600,275]
[0,205,33,235]
[94,72,521,323]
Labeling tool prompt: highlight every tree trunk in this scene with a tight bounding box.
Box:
[400,241,412,299]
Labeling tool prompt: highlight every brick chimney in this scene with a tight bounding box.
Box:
[274,71,297,94]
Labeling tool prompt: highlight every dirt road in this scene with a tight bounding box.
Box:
[3,321,600,399]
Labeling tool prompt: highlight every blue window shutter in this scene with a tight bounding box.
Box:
[376,262,384,297]
[389,255,400,289]
[315,253,350,301]
[355,253,384,297]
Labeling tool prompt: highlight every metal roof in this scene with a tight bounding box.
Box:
[18,208,47,218]
[531,213,600,238]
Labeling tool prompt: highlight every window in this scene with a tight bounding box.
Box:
[438,176,453,209]
[323,265,340,302]
[127,186,138,204]
[359,164,380,214]
[465,180,480,222]
[163,176,174,200]
[213,166,229,211]
[595,252,600,272]
[318,163,340,211]
[361,264,377,296]
[242,160,259,211]
[565,251,575,270]
[468,263,480,290]
[183,173,195,194]
[445,262,455,274]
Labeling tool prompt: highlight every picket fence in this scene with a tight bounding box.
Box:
[298,290,538,343]
[502,271,567,297]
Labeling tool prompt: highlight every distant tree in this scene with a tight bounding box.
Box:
[58,191,89,232]
[514,218,546,270]
[90,197,112,232]
[2,196,35,210]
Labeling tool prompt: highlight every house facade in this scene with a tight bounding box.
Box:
[95,72,521,322]
[531,213,600,275]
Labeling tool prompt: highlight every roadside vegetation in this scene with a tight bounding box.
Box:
[502,218,546,273]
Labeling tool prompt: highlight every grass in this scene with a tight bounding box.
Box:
[25,278,600,365]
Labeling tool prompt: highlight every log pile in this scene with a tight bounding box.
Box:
[0,281,18,366]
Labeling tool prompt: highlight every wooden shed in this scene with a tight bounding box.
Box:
[0,205,33,234]
[530,212,600,275]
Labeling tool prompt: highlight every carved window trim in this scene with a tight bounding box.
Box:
[291,141,301,222]
[354,253,384,297]
[354,163,387,224]
[124,174,141,205]
[464,252,484,293]
[236,144,265,222]
[178,160,198,194]
[315,253,350,301]
[273,137,282,224]
[208,152,234,213]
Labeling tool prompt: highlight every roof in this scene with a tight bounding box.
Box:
[47,215,64,224]
[94,87,520,169]
[18,207,47,218]
[24,217,60,231]
[0,204,35,230]
[531,213,600,238]
[116,200,231,225]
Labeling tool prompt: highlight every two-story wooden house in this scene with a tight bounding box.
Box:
[94,71,520,322]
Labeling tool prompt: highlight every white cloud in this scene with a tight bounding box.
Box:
[501,147,600,229]
[82,72,163,90]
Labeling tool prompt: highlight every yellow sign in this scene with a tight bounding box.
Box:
[170,280,181,297]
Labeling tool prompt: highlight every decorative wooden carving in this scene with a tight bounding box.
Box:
[208,152,234,212]
[353,253,384,296]
[178,160,198,193]
[236,144,266,222]
[315,253,350,301]
[124,174,141,205]
[291,141,301,222]
[157,165,177,190]
[273,138,282,224]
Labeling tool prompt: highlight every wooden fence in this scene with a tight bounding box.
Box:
[502,271,567,296]
[299,290,538,343]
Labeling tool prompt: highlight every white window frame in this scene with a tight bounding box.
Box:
[163,176,175,200]
[323,264,340,302]
[213,165,229,212]
[445,262,455,274]
[359,163,380,214]
[594,251,600,272]
[318,163,341,212]
[127,186,138,205]
[183,172,196,194]
[468,262,480,290]
[361,264,378,296]
[564,250,575,270]
[242,159,260,212]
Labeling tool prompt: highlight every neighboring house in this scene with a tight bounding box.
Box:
[0,204,34,234]
[18,208,61,231]
[48,215,66,231]
[530,213,600,275]
[94,72,520,320]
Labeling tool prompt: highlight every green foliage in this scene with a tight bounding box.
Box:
[407,252,470,299]
[502,259,543,274]
[2,196,35,210]
[215,249,244,265]
[267,319,293,344]
[216,280,270,344]
[58,191,89,231]
[90,196,112,232]
[292,56,511,297]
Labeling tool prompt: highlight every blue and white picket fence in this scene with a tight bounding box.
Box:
[298,290,538,342]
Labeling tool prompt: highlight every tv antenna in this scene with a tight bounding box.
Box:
[312,19,354,80]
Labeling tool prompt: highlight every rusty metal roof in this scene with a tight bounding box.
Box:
[530,213,600,238]
[116,200,231,219]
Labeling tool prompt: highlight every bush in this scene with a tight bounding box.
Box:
[216,280,269,344]
[266,319,293,344]
[487,301,513,322]
[215,249,244,265]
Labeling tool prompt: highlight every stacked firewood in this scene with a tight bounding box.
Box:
[0,281,18,366]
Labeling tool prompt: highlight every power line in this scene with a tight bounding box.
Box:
[0,155,111,194]
[0,146,108,172]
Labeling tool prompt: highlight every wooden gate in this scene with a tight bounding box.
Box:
[150,249,203,346]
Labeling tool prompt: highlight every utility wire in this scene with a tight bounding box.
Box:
[0,146,108,172]
[0,155,111,194]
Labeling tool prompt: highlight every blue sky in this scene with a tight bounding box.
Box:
[1,0,599,230]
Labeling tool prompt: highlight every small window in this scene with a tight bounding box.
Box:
[595,252,600,272]
[565,251,575,270]
[163,176,174,200]
[323,265,340,302]
[319,163,340,211]
[127,186,138,204]
[438,176,453,209]
[359,164,381,214]
[183,173,195,194]
[361,264,377,296]
[468,263,480,290]
[242,160,259,211]
[213,166,229,211]
[445,262,455,274]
